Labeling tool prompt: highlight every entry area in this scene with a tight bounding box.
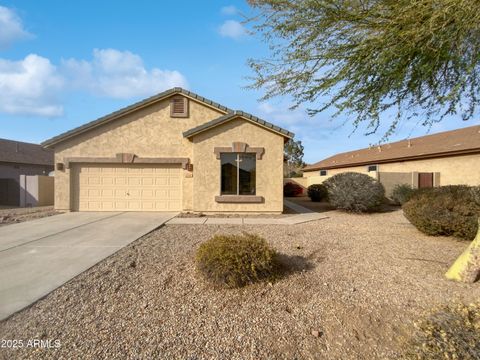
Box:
[71,163,183,211]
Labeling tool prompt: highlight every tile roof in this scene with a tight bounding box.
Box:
[0,138,53,166]
[303,124,480,171]
[41,88,234,147]
[183,110,294,139]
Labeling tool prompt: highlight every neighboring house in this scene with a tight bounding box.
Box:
[0,139,54,206]
[42,88,293,213]
[302,125,480,196]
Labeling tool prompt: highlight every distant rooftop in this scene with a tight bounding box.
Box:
[0,138,53,166]
[304,125,480,171]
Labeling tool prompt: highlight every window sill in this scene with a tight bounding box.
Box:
[215,195,264,204]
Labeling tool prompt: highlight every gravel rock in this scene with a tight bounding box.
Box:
[0,206,59,226]
[0,210,478,359]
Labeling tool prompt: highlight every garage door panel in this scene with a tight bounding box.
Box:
[73,164,182,211]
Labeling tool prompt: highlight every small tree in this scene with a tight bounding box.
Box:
[284,138,305,177]
[248,0,480,137]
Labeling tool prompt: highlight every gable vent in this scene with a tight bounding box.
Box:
[170,96,189,118]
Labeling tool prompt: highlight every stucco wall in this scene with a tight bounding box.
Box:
[378,153,480,185]
[303,165,377,187]
[52,96,287,212]
[192,119,285,213]
[53,98,225,210]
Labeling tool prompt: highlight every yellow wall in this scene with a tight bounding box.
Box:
[303,153,480,188]
[53,98,224,210]
[192,119,284,213]
[52,96,287,212]
[303,165,377,187]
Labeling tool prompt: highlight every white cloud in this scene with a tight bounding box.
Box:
[257,101,307,126]
[62,48,188,98]
[218,20,247,39]
[0,54,64,116]
[0,6,32,49]
[221,5,238,15]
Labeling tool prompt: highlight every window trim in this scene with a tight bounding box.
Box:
[220,152,256,196]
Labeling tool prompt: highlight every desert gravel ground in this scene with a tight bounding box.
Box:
[0,209,478,359]
[0,206,59,227]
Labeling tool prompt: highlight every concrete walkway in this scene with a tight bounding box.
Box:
[0,211,176,320]
[166,200,328,225]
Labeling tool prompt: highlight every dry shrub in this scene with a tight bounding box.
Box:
[402,185,480,240]
[195,233,280,288]
[323,172,385,212]
[307,184,328,202]
[391,183,416,205]
[404,302,480,360]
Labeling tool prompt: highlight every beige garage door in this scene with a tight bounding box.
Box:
[72,163,182,211]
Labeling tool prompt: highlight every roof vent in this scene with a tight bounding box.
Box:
[377,145,382,152]
[170,96,189,118]
[407,139,412,148]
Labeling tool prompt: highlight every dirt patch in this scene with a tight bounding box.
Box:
[0,210,478,359]
[0,206,60,227]
[285,196,335,213]
[176,205,297,218]
[287,196,399,213]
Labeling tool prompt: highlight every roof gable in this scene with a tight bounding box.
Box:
[304,125,480,171]
[41,88,233,148]
[183,111,294,139]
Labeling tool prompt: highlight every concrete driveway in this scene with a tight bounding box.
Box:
[0,211,177,320]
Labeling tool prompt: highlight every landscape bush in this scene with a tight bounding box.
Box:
[307,184,328,202]
[403,302,480,360]
[323,172,385,212]
[402,185,480,240]
[391,184,416,205]
[195,233,280,288]
[283,182,303,197]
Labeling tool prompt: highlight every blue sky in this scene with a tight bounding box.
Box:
[0,1,478,164]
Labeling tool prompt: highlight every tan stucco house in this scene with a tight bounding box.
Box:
[302,125,480,196]
[42,88,293,213]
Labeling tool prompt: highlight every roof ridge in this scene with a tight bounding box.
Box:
[42,87,234,147]
[304,124,480,171]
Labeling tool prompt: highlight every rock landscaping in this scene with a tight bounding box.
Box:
[0,206,59,227]
[0,209,478,359]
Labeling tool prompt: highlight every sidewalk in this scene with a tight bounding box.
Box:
[165,199,329,225]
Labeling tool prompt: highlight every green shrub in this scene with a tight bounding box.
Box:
[403,302,480,360]
[284,182,303,197]
[391,184,416,205]
[307,184,328,202]
[402,185,480,240]
[323,172,385,212]
[195,233,280,288]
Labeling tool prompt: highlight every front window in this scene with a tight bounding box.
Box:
[221,153,256,195]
